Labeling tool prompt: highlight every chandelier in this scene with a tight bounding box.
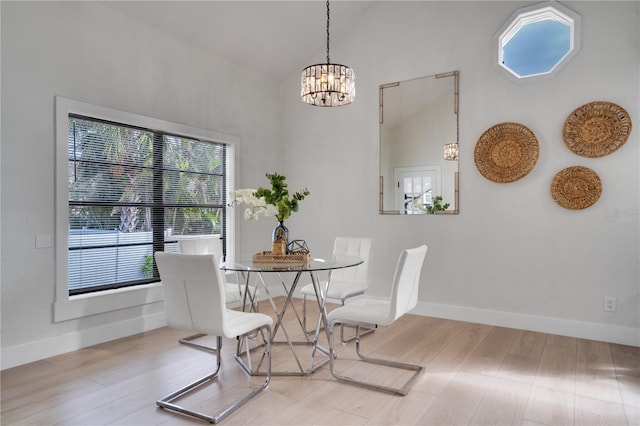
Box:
[443,143,459,161]
[301,0,355,107]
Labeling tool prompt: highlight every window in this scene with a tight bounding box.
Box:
[67,115,228,295]
[494,2,581,81]
[55,98,236,320]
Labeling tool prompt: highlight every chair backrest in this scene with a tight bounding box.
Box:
[179,236,226,271]
[179,237,223,258]
[155,252,227,337]
[387,244,428,324]
[331,237,373,284]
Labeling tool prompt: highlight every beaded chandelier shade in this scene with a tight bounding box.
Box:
[443,143,459,161]
[301,1,355,107]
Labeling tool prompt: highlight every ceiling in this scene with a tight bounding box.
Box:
[100,1,374,80]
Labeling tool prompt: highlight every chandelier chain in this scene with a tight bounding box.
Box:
[326,0,330,63]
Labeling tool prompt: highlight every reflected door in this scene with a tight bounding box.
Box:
[394,166,441,214]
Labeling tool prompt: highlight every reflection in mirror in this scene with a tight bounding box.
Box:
[379,71,459,215]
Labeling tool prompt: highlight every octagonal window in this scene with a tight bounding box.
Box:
[495,2,581,81]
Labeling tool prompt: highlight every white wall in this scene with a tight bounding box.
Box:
[0,1,283,369]
[1,1,638,370]
[282,1,639,345]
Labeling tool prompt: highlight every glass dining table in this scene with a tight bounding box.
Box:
[222,255,363,376]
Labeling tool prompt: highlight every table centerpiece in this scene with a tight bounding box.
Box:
[230,172,309,258]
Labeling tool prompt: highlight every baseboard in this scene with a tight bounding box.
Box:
[1,287,282,371]
[1,312,167,370]
[413,301,640,347]
[7,297,635,371]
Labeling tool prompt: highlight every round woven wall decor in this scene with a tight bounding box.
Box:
[563,101,632,158]
[474,122,539,183]
[551,166,602,210]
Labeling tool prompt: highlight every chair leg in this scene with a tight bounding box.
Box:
[339,323,375,344]
[234,326,271,376]
[304,292,375,341]
[179,333,218,352]
[158,326,272,423]
[328,321,424,396]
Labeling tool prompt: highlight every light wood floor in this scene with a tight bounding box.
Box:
[2,297,638,425]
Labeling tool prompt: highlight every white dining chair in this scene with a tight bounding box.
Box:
[178,237,258,351]
[178,236,245,303]
[178,236,221,256]
[327,244,428,396]
[300,237,373,342]
[155,252,272,424]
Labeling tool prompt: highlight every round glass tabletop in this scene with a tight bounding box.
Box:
[222,255,363,273]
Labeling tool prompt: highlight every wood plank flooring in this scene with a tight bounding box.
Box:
[2,297,638,425]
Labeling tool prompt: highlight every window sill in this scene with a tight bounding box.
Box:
[54,283,164,322]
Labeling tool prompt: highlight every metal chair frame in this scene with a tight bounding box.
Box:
[155,252,272,424]
[157,328,271,424]
[302,291,375,343]
[326,245,428,396]
[327,321,423,396]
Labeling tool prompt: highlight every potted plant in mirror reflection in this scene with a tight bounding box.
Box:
[407,195,450,214]
[427,196,450,214]
[230,172,309,255]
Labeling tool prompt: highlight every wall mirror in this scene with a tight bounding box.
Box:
[379,71,459,215]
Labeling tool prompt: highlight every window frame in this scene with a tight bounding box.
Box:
[493,1,581,82]
[54,97,237,322]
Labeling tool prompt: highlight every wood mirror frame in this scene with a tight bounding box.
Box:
[379,71,459,215]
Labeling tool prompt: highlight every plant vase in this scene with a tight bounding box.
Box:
[272,221,289,256]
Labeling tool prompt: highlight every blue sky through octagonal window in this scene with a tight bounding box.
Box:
[503,19,571,77]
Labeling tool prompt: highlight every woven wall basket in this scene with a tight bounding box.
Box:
[551,166,602,210]
[563,101,632,158]
[474,122,539,183]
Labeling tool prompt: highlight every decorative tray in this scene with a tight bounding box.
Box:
[253,251,311,264]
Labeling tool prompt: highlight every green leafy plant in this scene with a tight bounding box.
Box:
[426,196,450,214]
[231,172,309,222]
[142,255,154,278]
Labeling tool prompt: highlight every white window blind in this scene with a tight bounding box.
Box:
[67,114,227,295]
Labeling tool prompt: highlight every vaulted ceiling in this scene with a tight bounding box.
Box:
[101,1,375,80]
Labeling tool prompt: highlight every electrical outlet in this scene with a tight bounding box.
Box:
[604,296,617,312]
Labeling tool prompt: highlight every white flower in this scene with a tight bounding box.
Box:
[263,204,279,217]
[231,188,277,221]
[229,175,309,223]
[233,188,258,205]
[244,208,256,221]
[406,196,428,212]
